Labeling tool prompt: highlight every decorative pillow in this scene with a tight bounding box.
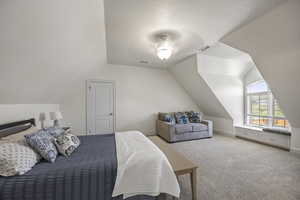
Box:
[159,112,176,124]
[186,111,202,123]
[175,112,190,124]
[0,141,40,176]
[1,126,39,143]
[44,127,65,138]
[0,123,32,139]
[25,130,58,163]
[54,133,80,157]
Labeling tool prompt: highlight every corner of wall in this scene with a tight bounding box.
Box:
[291,127,300,154]
[204,115,235,136]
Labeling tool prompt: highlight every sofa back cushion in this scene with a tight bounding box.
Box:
[158,113,176,124]
[186,111,202,123]
[175,112,190,124]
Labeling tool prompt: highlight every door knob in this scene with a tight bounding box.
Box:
[109,113,113,116]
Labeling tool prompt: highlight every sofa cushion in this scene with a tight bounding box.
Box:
[175,112,190,124]
[175,124,192,134]
[186,111,202,123]
[158,112,176,124]
[191,123,208,132]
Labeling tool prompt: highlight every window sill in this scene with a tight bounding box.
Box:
[262,128,291,136]
[234,125,291,136]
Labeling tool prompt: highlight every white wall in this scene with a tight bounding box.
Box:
[0,0,107,104]
[197,54,244,127]
[0,0,199,135]
[0,104,59,128]
[291,128,300,153]
[222,0,300,151]
[204,116,234,136]
[61,65,199,135]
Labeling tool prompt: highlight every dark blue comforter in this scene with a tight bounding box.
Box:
[0,134,157,200]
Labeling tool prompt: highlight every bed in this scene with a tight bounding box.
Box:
[0,119,176,200]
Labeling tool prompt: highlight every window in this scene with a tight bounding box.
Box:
[245,80,289,129]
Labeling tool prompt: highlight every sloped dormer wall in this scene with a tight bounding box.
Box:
[197,53,245,127]
[222,0,300,152]
[169,55,235,135]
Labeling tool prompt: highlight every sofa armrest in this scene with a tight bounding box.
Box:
[156,120,175,142]
[201,120,213,137]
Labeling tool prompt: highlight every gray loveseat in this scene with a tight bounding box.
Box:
[157,112,213,143]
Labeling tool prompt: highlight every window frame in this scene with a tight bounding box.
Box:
[244,80,288,129]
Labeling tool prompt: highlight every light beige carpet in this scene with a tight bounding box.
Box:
[169,134,300,200]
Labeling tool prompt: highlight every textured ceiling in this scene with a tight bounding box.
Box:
[104,0,284,68]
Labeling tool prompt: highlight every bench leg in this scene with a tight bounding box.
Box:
[191,168,197,200]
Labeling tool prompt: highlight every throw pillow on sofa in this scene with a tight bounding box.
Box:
[175,112,190,124]
[186,111,202,123]
[159,113,176,124]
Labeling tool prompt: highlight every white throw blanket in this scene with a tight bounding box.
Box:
[112,131,180,199]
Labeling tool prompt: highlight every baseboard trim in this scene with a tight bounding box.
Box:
[290,147,300,154]
[236,135,290,151]
[214,129,235,137]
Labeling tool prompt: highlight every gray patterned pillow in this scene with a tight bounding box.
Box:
[54,133,80,157]
[0,141,41,176]
[44,127,65,138]
[25,130,58,163]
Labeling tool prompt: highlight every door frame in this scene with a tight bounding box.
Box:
[86,79,116,135]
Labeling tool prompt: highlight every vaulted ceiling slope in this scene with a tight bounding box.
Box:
[201,43,254,79]
[170,55,231,119]
[104,0,284,68]
[170,44,254,126]
[222,0,300,128]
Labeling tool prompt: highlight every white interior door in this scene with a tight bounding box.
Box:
[87,80,115,135]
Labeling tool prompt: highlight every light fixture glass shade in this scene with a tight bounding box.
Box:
[157,46,172,60]
[50,111,63,120]
[156,38,172,60]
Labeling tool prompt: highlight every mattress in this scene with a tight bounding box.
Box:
[0,134,157,200]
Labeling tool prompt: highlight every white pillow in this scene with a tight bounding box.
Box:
[0,126,39,143]
[0,141,40,176]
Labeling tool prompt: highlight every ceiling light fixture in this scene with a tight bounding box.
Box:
[156,34,173,60]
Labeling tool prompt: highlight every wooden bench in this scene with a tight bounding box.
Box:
[149,136,198,200]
